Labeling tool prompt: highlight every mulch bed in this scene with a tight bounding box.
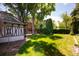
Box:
[0,40,25,56]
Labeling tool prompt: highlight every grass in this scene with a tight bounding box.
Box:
[16,34,75,56]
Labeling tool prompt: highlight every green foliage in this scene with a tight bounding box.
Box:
[70,3,79,34]
[53,29,70,34]
[36,3,55,21]
[4,3,28,22]
[31,3,55,34]
[37,19,54,34]
[39,24,43,33]
[59,22,66,29]
[61,12,72,30]
[71,3,79,17]
[4,3,55,21]
[4,3,55,34]
[45,18,53,34]
[38,22,46,34]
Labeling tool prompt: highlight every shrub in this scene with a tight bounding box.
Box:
[53,29,70,34]
[37,18,54,34]
[45,18,53,34]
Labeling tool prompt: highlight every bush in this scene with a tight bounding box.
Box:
[53,29,70,34]
[37,27,47,34]
[45,19,53,34]
[37,18,54,34]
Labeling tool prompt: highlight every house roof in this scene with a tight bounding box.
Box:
[0,11,23,24]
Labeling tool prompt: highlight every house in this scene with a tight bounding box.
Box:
[0,11,24,43]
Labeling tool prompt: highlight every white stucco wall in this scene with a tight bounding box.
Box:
[0,36,24,43]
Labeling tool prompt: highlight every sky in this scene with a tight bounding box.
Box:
[44,3,76,26]
[0,4,6,11]
[0,3,76,26]
[45,3,75,21]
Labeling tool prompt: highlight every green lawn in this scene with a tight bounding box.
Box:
[16,34,75,56]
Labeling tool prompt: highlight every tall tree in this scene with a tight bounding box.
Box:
[59,22,66,29]
[4,3,55,35]
[61,12,72,30]
[70,3,79,34]
[46,18,53,34]
[28,3,55,34]
[27,3,40,34]
[35,3,55,33]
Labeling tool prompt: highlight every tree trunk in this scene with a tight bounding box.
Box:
[70,23,74,35]
[23,23,27,41]
[32,15,35,34]
[70,17,78,35]
[65,22,67,29]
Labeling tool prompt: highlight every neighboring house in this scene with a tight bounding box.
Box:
[0,11,24,43]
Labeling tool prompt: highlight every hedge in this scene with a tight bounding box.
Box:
[53,29,70,34]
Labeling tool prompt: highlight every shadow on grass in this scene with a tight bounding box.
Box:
[18,40,32,54]
[18,40,65,56]
[49,35,63,40]
[29,34,47,40]
[29,34,63,40]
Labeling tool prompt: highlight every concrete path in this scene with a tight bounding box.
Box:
[73,36,79,56]
[73,36,78,45]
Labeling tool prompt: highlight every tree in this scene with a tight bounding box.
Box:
[4,3,55,35]
[27,3,41,34]
[59,22,66,29]
[61,12,72,30]
[35,3,55,34]
[28,3,55,34]
[46,18,53,34]
[70,3,79,34]
[71,3,79,17]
